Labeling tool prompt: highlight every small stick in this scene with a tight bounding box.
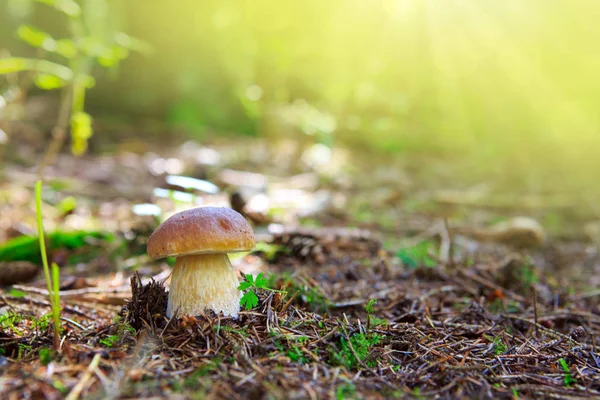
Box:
[280,290,300,314]
[65,353,101,400]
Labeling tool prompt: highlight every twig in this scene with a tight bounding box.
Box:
[280,290,299,314]
[65,353,101,400]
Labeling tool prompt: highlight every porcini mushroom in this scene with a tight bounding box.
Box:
[147,207,255,318]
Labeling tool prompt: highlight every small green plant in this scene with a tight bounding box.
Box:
[330,333,383,369]
[7,289,26,298]
[39,347,53,365]
[0,311,24,332]
[238,273,287,310]
[119,322,136,336]
[99,334,120,348]
[519,264,538,286]
[396,240,437,268]
[52,380,68,394]
[31,313,53,331]
[277,273,330,312]
[99,321,135,347]
[298,285,330,311]
[270,333,310,364]
[287,346,308,364]
[365,299,377,314]
[484,334,508,355]
[213,325,249,337]
[364,299,387,329]
[0,0,149,173]
[17,343,32,360]
[286,336,310,364]
[336,381,357,400]
[558,358,576,387]
[412,387,425,400]
[182,360,220,391]
[36,180,62,350]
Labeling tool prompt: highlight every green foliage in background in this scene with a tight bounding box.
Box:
[0,0,149,155]
[0,230,113,263]
[396,240,437,269]
[2,1,600,192]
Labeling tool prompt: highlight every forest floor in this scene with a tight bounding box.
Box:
[0,133,599,399]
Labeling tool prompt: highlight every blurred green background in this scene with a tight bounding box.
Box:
[2,0,600,194]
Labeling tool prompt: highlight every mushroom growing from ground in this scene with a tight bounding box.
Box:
[147,207,255,318]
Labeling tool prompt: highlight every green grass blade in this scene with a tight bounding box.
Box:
[35,180,54,309]
[51,262,61,335]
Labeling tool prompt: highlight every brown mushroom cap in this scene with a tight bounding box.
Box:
[147,207,255,259]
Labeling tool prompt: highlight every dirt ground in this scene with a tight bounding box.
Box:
[0,136,599,399]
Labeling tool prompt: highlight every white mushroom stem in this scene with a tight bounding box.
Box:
[167,253,241,318]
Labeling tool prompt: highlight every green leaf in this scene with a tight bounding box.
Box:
[240,291,259,310]
[254,273,267,289]
[17,26,77,58]
[244,273,254,285]
[17,25,52,49]
[35,73,65,90]
[0,58,73,81]
[396,240,437,268]
[237,281,253,291]
[56,196,77,215]
[55,39,77,59]
[364,299,377,314]
[0,57,25,74]
[70,111,93,156]
[558,358,576,387]
[39,348,53,366]
[98,46,129,67]
[7,289,27,298]
[0,231,111,263]
[0,235,38,262]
